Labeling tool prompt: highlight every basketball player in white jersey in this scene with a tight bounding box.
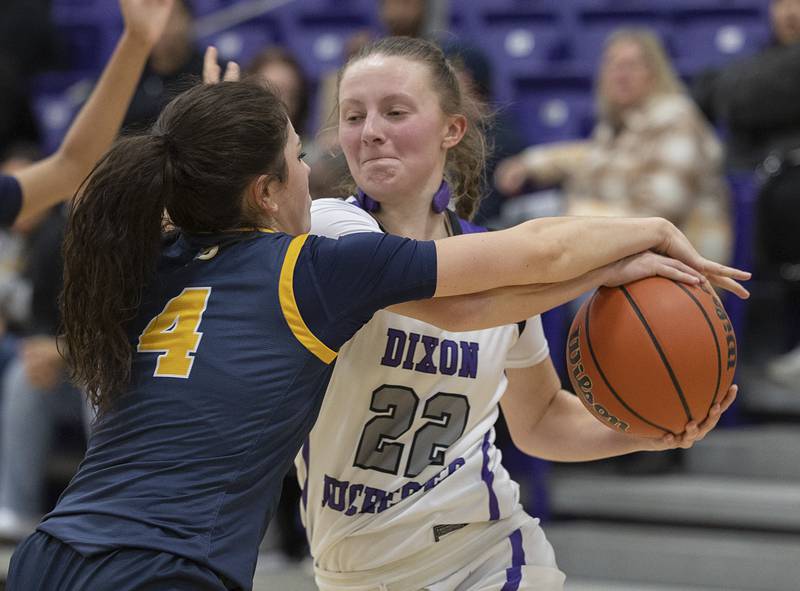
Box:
[292,37,741,591]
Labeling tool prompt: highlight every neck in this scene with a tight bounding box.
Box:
[372,177,450,240]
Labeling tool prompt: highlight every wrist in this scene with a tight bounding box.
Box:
[650,217,671,249]
[121,28,156,53]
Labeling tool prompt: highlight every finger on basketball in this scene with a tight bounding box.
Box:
[708,275,750,299]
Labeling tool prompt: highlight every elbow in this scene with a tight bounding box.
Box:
[425,300,474,332]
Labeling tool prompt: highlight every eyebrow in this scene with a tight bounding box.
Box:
[340,92,416,106]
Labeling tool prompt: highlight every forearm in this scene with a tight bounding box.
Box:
[513,390,654,462]
[16,31,151,221]
[390,268,605,331]
[434,216,668,297]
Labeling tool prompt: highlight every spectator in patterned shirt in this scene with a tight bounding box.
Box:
[496,28,732,264]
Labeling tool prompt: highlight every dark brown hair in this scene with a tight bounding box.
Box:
[336,36,491,220]
[61,81,289,413]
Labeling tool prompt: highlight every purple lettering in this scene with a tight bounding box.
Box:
[439,340,458,375]
[402,332,421,370]
[380,329,406,367]
[458,342,479,378]
[414,335,439,374]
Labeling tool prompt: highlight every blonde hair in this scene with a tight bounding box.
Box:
[597,28,686,120]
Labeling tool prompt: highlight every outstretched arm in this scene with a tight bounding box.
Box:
[432,216,749,300]
[500,357,738,462]
[13,0,174,225]
[390,251,707,331]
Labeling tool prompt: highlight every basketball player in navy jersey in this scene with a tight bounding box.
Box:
[0,0,176,229]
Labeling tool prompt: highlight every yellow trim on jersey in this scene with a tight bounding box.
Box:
[279,234,337,364]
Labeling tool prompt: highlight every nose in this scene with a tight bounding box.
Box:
[361,113,385,145]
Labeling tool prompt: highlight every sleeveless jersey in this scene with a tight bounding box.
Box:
[38,228,437,590]
[298,199,549,574]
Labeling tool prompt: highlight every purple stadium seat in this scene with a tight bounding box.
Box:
[512,78,594,145]
[573,0,667,18]
[475,25,567,82]
[452,0,563,46]
[465,0,563,19]
[667,0,768,12]
[673,18,770,74]
[200,26,277,67]
[190,0,223,16]
[30,72,95,155]
[276,2,374,81]
[51,2,120,27]
[280,26,362,82]
[52,23,121,71]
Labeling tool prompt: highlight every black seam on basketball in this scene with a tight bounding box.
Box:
[620,285,693,422]
[584,291,672,434]
[673,281,722,407]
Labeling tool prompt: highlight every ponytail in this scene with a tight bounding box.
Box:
[62,136,172,412]
[60,81,290,413]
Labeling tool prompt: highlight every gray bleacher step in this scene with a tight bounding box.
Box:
[686,425,800,480]
[738,364,800,415]
[546,521,800,591]
[548,472,800,531]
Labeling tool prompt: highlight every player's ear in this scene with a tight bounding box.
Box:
[442,114,467,149]
[248,174,280,216]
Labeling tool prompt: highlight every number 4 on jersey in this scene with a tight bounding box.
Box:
[137,287,212,378]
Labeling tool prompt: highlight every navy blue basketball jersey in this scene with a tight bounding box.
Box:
[38,229,437,590]
[0,174,22,227]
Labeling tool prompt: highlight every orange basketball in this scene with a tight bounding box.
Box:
[566,277,737,438]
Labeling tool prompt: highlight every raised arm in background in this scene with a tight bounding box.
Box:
[12,0,174,225]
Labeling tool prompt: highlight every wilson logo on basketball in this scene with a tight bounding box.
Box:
[702,284,737,371]
[567,325,631,433]
[565,277,738,438]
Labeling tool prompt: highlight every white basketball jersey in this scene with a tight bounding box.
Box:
[297,198,550,573]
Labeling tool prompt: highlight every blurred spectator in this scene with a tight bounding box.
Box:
[123,0,203,130]
[245,47,311,139]
[0,0,176,542]
[0,146,40,382]
[0,0,57,151]
[496,28,732,264]
[0,203,88,543]
[693,0,800,384]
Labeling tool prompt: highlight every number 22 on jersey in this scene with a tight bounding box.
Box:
[137,287,212,378]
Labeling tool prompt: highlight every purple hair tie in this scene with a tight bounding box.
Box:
[355,180,451,213]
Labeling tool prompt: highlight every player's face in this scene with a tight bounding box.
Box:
[272,122,311,235]
[772,0,800,46]
[600,40,654,112]
[338,55,452,204]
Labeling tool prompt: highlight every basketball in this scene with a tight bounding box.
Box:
[566,277,737,438]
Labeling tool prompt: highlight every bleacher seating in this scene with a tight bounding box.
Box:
[512,75,595,144]
[37,0,772,143]
[200,24,278,65]
[672,13,770,74]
